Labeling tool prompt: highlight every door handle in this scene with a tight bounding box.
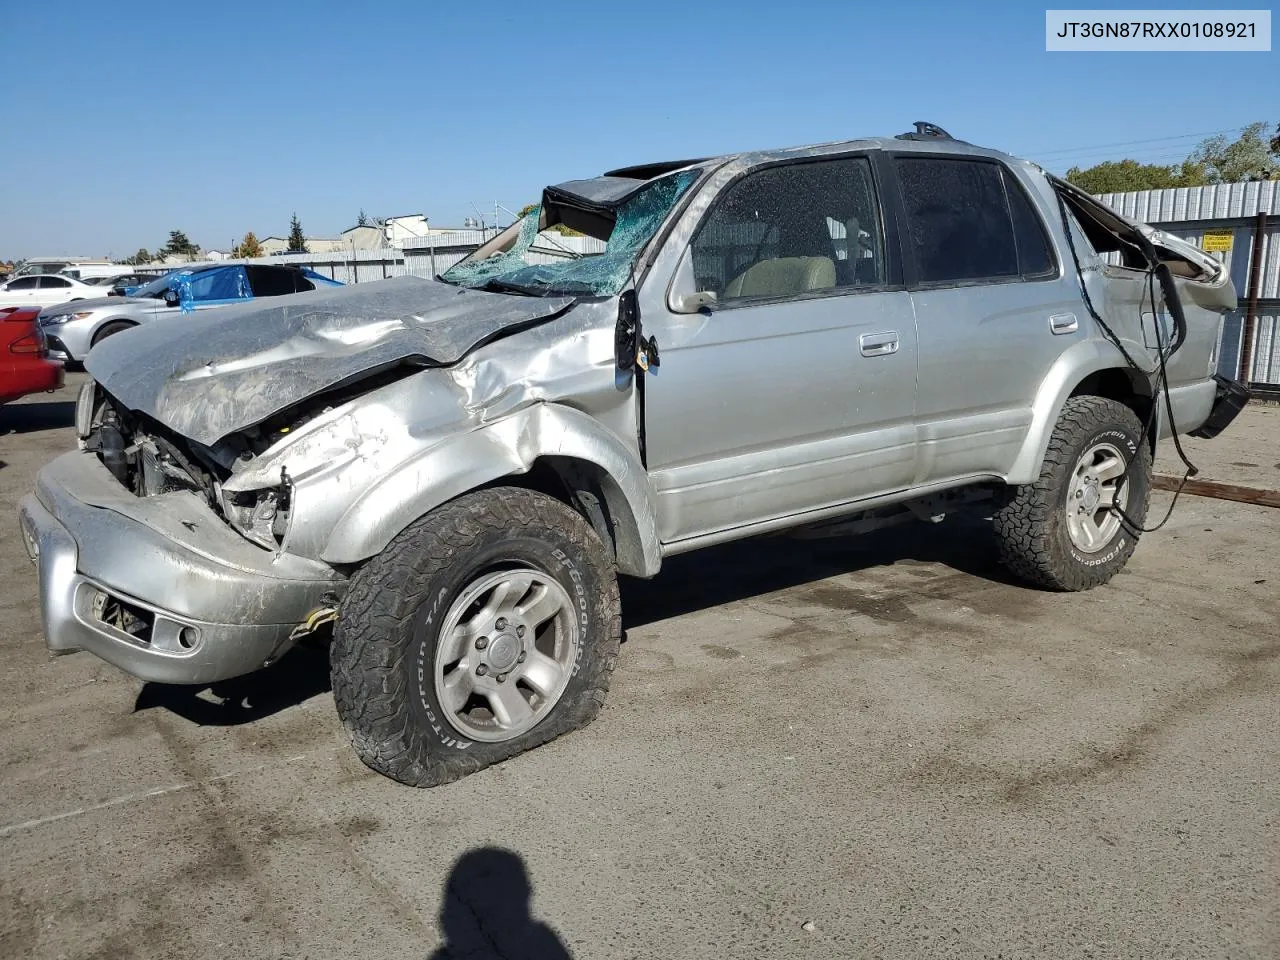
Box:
[859,331,899,357]
[1049,313,1079,335]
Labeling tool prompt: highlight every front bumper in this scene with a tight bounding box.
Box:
[18,451,344,685]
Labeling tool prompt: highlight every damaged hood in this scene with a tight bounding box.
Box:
[85,275,576,446]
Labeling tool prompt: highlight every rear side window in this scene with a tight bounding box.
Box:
[247,266,303,297]
[1005,175,1056,277]
[39,276,73,288]
[895,158,1015,283]
[690,156,887,301]
[894,157,1056,285]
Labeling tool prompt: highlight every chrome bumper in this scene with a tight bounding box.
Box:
[18,451,343,685]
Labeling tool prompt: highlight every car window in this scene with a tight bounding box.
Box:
[689,156,886,302]
[185,268,248,302]
[247,266,303,297]
[6,277,40,290]
[38,276,73,288]
[894,157,1057,285]
[1005,174,1056,277]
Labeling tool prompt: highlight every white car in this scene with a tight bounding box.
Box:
[0,274,102,310]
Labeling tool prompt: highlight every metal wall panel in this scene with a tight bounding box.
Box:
[1098,181,1279,225]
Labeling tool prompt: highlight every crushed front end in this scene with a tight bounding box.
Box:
[17,382,343,685]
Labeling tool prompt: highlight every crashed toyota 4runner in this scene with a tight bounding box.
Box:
[19,125,1248,786]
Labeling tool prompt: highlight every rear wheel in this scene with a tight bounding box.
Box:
[331,487,621,786]
[993,396,1151,591]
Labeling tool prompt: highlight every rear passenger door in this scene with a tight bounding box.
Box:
[642,154,920,545]
[889,154,1078,485]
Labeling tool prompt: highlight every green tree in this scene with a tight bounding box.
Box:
[160,230,199,260]
[1065,158,1210,194]
[1189,122,1280,183]
[126,248,151,265]
[234,231,263,258]
[356,209,370,226]
[287,213,308,253]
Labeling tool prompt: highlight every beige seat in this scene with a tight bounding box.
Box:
[724,256,836,299]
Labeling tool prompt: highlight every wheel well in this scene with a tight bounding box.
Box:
[1070,369,1155,447]
[92,319,136,345]
[493,456,645,574]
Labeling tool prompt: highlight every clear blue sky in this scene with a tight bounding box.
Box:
[0,0,1274,260]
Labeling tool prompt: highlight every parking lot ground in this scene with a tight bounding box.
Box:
[2,375,1277,960]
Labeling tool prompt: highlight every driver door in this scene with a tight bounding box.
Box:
[638,154,919,546]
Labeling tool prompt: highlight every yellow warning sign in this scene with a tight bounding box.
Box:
[1201,231,1233,252]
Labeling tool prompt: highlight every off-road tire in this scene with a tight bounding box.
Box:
[993,396,1151,591]
[331,487,621,787]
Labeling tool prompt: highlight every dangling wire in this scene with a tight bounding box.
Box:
[1052,189,1198,534]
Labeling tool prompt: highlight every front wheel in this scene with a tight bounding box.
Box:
[331,487,621,786]
[993,396,1151,591]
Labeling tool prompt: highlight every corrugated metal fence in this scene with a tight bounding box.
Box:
[1098,182,1279,386]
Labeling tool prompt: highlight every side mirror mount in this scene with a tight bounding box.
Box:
[667,247,717,314]
[162,288,180,307]
[673,290,717,313]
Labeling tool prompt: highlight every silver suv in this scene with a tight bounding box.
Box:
[19,125,1246,786]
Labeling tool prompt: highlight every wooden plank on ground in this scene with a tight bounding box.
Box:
[1152,474,1280,509]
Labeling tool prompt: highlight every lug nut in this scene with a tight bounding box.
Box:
[516,625,526,638]
[517,651,526,664]
[496,617,507,630]
[496,673,507,683]
[476,636,489,650]
[476,664,488,676]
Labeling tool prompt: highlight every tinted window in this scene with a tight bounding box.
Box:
[247,266,303,297]
[185,268,248,302]
[895,158,1018,283]
[39,276,73,288]
[1006,175,1055,277]
[6,277,40,290]
[690,156,886,301]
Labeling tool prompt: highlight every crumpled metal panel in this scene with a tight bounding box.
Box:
[85,275,576,446]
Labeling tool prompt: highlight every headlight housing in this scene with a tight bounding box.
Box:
[39,310,94,326]
[222,486,292,550]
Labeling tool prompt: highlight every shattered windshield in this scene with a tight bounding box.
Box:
[441,170,699,297]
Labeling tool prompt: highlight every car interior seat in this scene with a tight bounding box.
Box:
[724,257,836,299]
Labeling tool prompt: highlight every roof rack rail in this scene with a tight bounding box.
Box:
[896,121,955,142]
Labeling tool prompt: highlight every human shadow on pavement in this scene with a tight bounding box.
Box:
[0,400,75,435]
[132,636,332,725]
[622,511,1023,630]
[428,847,571,960]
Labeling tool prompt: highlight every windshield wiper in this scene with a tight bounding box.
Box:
[478,278,544,297]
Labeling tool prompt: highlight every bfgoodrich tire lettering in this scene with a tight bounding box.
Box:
[993,396,1151,591]
[331,487,621,787]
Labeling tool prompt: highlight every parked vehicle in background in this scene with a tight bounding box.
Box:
[0,274,103,310]
[58,264,139,281]
[10,258,112,278]
[0,307,63,403]
[36,263,343,362]
[19,125,1248,789]
[78,273,154,293]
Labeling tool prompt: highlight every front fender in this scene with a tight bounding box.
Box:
[321,402,661,576]
[1006,338,1150,485]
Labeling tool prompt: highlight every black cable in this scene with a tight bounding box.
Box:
[1052,189,1198,534]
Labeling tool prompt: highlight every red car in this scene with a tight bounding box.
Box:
[1,306,64,404]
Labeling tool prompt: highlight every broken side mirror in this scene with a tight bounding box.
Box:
[668,247,716,314]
